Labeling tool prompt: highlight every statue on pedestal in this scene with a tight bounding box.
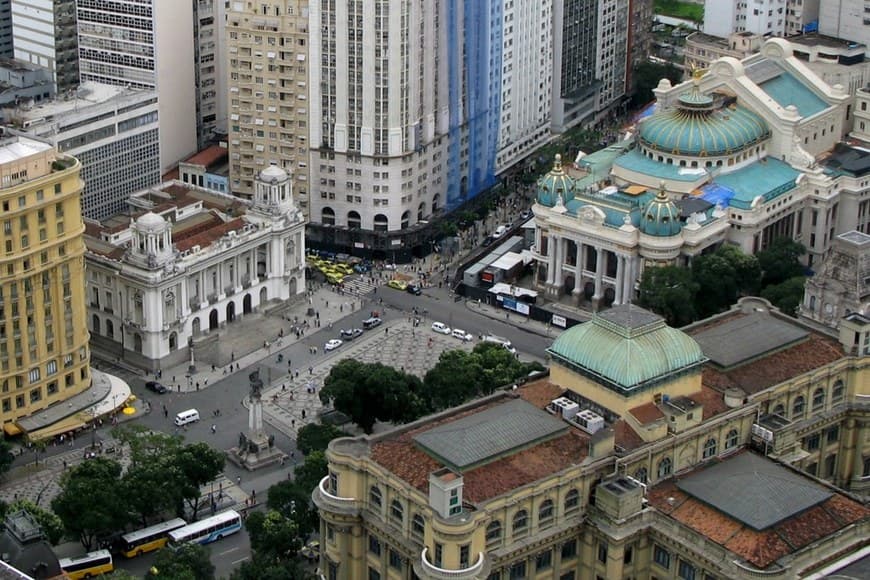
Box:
[227,367,286,471]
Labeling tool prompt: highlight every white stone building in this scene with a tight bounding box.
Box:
[531,39,865,308]
[83,166,306,370]
[800,230,870,326]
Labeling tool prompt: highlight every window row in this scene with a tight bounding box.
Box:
[770,380,845,419]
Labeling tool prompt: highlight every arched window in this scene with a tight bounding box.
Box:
[432,194,440,213]
[373,213,388,233]
[168,331,177,351]
[347,211,361,229]
[417,202,426,222]
[390,499,404,523]
[512,510,528,535]
[321,207,335,225]
[812,388,826,411]
[401,210,411,230]
[832,380,845,403]
[92,314,101,335]
[725,429,739,449]
[369,485,382,507]
[809,295,816,311]
[411,514,425,538]
[538,499,554,527]
[485,520,502,547]
[703,438,717,459]
[105,319,114,339]
[772,403,785,416]
[564,489,580,513]
[634,467,648,484]
[657,457,672,479]
[793,396,805,418]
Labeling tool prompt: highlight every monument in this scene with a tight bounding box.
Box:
[227,369,286,470]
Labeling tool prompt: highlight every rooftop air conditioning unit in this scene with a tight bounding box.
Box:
[572,409,605,435]
[546,397,579,420]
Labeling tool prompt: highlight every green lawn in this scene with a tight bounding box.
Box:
[654,0,703,23]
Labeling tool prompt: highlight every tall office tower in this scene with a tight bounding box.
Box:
[11,0,79,93]
[226,1,310,209]
[596,0,628,110]
[0,137,91,426]
[705,0,788,39]
[306,0,556,255]
[627,0,653,85]
[76,0,196,172]
[552,0,599,132]
[0,0,13,58]
[193,0,228,146]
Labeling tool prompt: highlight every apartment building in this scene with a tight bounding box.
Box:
[705,0,789,38]
[76,0,196,172]
[10,0,79,93]
[194,0,228,145]
[3,82,161,220]
[225,0,310,211]
[0,137,91,429]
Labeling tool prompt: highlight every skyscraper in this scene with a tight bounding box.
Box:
[0,137,91,426]
[11,0,80,93]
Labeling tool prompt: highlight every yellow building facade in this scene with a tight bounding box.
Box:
[0,137,90,431]
[315,300,869,580]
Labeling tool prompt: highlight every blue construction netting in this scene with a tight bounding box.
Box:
[699,182,736,207]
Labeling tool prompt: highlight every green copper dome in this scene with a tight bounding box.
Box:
[536,154,577,207]
[548,305,706,392]
[639,89,769,157]
[640,184,682,237]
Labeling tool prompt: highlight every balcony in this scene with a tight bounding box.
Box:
[189,297,201,309]
[311,475,358,516]
[418,548,486,580]
[207,293,219,305]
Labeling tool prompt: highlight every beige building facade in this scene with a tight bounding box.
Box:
[0,137,90,430]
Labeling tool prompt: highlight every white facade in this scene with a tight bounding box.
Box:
[2,82,160,220]
[596,0,629,110]
[194,0,227,144]
[11,0,79,92]
[84,167,306,369]
[819,0,870,47]
[704,0,788,39]
[76,0,196,172]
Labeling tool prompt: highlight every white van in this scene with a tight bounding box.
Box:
[483,334,517,355]
[493,224,508,238]
[174,409,200,427]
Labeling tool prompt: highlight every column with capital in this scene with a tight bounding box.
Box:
[545,234,556,286]
[593,247,604,301]
[553,236,564,292]
[623,256,635,304]
[572,242,584,304]
[614,255,625,305]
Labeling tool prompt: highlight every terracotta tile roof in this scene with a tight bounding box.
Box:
[689,385,729,420]
[647,455,870,570]
[183,145,228,168]
[370,393,589,503]
[162,167,179,180]
[612,419,644,451]
[83,221,103,238]
[515,379,564,408]
[175,218,245,252]
[699,332,844,394]
[629,402,664,424]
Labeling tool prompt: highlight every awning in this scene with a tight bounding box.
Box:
[3,422,22,436]
[26,415,86,442]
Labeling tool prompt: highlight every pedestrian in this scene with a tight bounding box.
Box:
[196,382,200,390]
[211,424,216,434]
[309,366,313,375]
[211,364,216,372]
[164,408,169,418]
[237,475,241,485]
[301,409,306,419]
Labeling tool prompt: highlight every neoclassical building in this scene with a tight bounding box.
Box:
[531,38,870,308]
[314,298,870,580]
[800,230,870,327]
[83,166,306,370]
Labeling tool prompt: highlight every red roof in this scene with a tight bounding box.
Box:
[175,218,245,252]
[629,402,664,424]
[183,145,228,168]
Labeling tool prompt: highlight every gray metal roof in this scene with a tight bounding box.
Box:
[676,452,832,531]
[596,304,662,331]
[745,59,784,84]
[691,312,808,368]
[412,399,567,470]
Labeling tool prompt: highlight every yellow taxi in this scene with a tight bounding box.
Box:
[387,279,408,291]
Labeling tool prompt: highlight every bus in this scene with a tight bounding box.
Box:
[168,510,242,546]
[120,518,187,557]
[58,549,113,579]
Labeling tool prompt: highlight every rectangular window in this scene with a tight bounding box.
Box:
[561,539,577,560]
[679,560,696,580]
[827,426,839,443]
[389,549,402,570]
[368,534,381,555]
[805,433,821,451]
[46,360,57,375]
[535,549,552,570]
[367,568,380,580]
[434,543,442,567]
[28,368,40,383]
[29,387,41,403]
[459,544,470,569]
[509,561,526,580]
[597,542,607,564]
[654,545,671,569]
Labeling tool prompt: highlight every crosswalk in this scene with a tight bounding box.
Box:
[341,275,380,296]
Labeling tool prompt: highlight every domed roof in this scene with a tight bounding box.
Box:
[639,85,769,157]
[548,304,705,391]
[536,154,577,207]
[640,184,682,237]
[259,164,288,183]
[135,211,166,230]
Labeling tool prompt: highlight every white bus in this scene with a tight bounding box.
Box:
[168,510,242,546]
[120,517,187,557]
[58,549,113,579]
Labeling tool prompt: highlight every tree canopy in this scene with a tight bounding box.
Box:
[638,265,699,326]
[756,237,806,286]
[295,423,345,455]
[761,276,807,316]
[150,543,214,580]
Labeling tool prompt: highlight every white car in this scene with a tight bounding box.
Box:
[451,328,473,342]
[431,322,451,335]
[324,339,343,352]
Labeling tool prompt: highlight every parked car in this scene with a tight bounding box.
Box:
[387,279,408,291]
[406,283,422,295]
[520,209,533,220]
[451,328,473,342]
[431,322,451,335]
[493,224,509,238]
[340,328,364,340]
[363,317,383,330]
[145,381,168,394]
[482,235,494,247]
[324,339,343,352]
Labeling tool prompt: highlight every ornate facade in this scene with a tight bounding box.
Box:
[801,230,870,326]
[83,166,305,370]
[314,298,870,580]
[531,39,870,308]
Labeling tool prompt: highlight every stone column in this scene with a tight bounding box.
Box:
[593,247,604,300]
[553,237,564,291]
[623,256,635,304]
[615,255,625,305]
[572,242,584,304]
[545,235,556,285]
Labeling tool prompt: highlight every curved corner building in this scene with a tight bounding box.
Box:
[0,137,90,430]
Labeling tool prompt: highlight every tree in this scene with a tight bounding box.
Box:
[422,350,483,410]
[5,500,64,545]
[716,244,762,295]
[245,510,302,562]
[638,265,700,326]
[122,460,180,527]
[0,438,13,476]
[52,458,128,550]
[296,423,345,455]
[150,543,214,580]
[630,61,682,108]
[229,555,311,580]
[756,237,806,286]
[267,481,318,537]
[761,276,807,316]
[103,571,142,580]
[692,244,762,317]
[293,451,328,495]
[171,442,226,521]
[112,424,183,466]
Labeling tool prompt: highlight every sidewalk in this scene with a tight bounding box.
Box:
[465,298,569,340]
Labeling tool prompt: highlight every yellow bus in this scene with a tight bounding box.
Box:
[58,549,113,579]
[120,518,187,557]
